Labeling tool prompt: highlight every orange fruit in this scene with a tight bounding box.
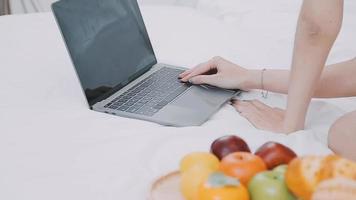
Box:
[180,166,215,200]
[285,156,324,200]
[219,152,267,185]
[197,172,250,200]
[179,152,220,200]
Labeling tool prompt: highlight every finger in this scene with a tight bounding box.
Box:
[189,74,219,85]
[230,98,241,105]
[233,100,260,114]
[180,62,212,82]
[233,101,266,129]
[179,64,204,81]
[273,107,285,116]
[180,60,216,82]
[273,107,285,112]
[249,99,273,111]
[239,112,263,129]
[179,62,206,81]
[232,100,248,113]
[178,69,193,78]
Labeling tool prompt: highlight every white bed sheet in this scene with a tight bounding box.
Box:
[8,0,198,14]
[1,4,356,200]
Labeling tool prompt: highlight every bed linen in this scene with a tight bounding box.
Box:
[1,3,356,200]
[8,0,198,14]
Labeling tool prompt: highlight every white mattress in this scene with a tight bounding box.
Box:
[1,2,356,200]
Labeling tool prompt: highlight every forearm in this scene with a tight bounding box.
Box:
[247,57,356,98]
[315,58,356,97]
[284,0,343,132]
[247,69,290,94]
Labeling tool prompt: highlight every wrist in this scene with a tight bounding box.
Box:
[244,70,262,90]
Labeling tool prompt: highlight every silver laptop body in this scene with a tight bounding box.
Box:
[52,0,239,126]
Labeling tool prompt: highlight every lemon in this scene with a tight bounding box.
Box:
[181,166,215,200]
[180,152,219,173]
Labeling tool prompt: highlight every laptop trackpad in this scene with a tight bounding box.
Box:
[153,85,235,126]
[172,85,234,110]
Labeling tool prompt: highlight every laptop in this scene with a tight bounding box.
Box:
[52,0,239,126]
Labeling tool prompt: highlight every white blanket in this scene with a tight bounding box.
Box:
[1,3,356,200]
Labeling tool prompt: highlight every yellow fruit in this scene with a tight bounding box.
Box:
[180,152,220,173]
[180,166,215,200]
[286,156,324,200]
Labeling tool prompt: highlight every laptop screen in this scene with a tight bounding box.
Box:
[52,0,157,106]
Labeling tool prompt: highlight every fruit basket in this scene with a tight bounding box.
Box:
[149,171,183,200]
[149,135,356,200]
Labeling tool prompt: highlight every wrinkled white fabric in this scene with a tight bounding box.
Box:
[1,3,356,200]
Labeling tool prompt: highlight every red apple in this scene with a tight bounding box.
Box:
[255,142,297,170]
[210,135,251,160]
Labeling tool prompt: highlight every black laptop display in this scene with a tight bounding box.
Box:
[53,0,156,105]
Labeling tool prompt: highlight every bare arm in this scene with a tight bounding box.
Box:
[315,58,356,97]
[247,57,356,98]
[179,0,345,133]
[281,0,343,132]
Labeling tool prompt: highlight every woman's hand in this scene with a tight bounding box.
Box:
[179,56,258,90]
[180,57,286,133]
[232,99,286,133]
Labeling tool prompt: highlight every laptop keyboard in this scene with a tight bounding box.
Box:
[104,67,190,116]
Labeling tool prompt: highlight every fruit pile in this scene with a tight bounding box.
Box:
[179,135,356,200]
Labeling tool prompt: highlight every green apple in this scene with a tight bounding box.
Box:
[248,165,296,200]
[273,164,288,174]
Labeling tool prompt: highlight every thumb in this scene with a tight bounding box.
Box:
[189,75,219,85]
